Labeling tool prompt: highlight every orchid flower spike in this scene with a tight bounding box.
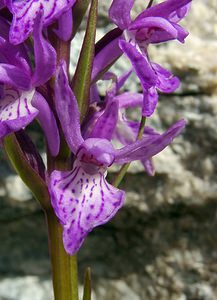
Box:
[49,61,186,255]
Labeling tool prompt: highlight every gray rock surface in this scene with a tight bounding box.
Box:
[1,0,217,300]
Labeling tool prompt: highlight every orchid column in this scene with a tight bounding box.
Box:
[0,0,191,299]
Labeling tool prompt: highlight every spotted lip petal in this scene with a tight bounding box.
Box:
[0,87,38,138]
[7,0,76,44]
[49,160,125,255]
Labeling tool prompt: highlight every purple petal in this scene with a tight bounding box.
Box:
[31,12,56,87]
[141,158,155,176]
[7,0,76,44]
[54,9,73,42]
[152,63,180,93]
[114,117,137,145]
[109,0,134,30]
[172,23,189,43]
[55,61,83,154]
[114,92,143,109]
[136,0,192,23]
[0,36,31,74]
[119,40,157,90]
[114,116,159,146]
[92,37,122,82]
[0,87,38,138]
[142,86,158,117]
[49,161,125,255]
[166,2,192,23]
[105,69,133,101]
[77,138,116,170]
[0,16,10,40]
[89,84,101,104]
[31,92,60,157]
[130,17,178,41]
[0,64,31,90]
[89,100,118,141]
[115,119,186,163]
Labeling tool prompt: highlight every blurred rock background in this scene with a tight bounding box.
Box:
[0,0,217,299]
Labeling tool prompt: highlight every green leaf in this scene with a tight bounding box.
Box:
[3,134,50,209]
[72,0,98,121]
[72,0,91,38]
[82,267,91,300]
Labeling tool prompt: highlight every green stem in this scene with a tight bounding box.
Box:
[46,210,79,300]
[113,117,147,187]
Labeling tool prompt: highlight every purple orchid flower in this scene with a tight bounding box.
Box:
[109,0,191,116]
[5,0,76,44]
[0,14,60,156]
[49,61,186,255]
[89,71,157,176]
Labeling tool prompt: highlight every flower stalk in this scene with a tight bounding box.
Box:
[46,209,79,300]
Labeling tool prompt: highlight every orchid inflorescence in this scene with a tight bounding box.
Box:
[0,0,191,258]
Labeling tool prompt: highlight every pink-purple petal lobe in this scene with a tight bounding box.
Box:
[31,12,57,87]
[152,63,180,93]
[105,69,133,102]
[135,0,192,22]
[89,100,118,141]
[55,61,84,154]
[0,87,38,138]
[31,92,60,157]
[0,36,31,73]
[77,138,116,170]
[130,17,178,40]
[114,92,143,109]
[0,64,31,90]
[49,161,125,255]
[142,158,155,176]
[54,8,73,42]
[92,37,122,82]
[119,40,157,90]
[142,86,158,117]
[7,0,76,44]
[109,0,134,30]
[115,119,186,163]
